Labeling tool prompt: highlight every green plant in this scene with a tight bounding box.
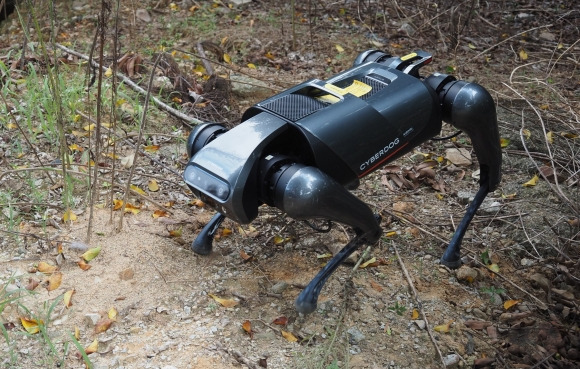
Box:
[479,286,505,303]
[388,301,407,316]
[0,275,29,365]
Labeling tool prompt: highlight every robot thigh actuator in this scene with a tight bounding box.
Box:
[183,50,502,314]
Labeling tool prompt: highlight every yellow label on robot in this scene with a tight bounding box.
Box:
[318,80,372,103]
[400,52,418,61]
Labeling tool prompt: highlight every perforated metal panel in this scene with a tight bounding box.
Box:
[262,94,329,122]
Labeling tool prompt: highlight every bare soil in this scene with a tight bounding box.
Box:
[0,1,579,369]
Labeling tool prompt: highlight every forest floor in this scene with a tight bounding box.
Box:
[0,1,579,368]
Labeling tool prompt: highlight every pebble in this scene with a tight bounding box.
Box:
[472,308,488,320]
[529,273,550,292]
[271,281,289,294]
[85,313,101,326]
[414,320,426,330]
[443,354,460,367]
[347,327,365,344]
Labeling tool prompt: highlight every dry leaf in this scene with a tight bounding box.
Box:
[519,49,528,61]
[20,317,42,334]
[247,63,256,69]
[223,53,232,64]
[143,145,160,153]
[281,330,298,342]
[464,320,492,330]
[487,263,500,273]
[77,259,92,271]
[546,131,554,144]
[108,307,118,321]
[113,199,124,210]
[503,299,522,310]
[369,280,383,292]
[191,199,205,207]
[152,210,168,218]
[335,44,344,53]
[169,228,183,238]
[209,294,238,308]
[411,309,419,320]
[82,246,101,262]
[130,184,147,196]
[360,257,377,269]
[25,278,39,291]
[85,339,98,354]
[63,209,77,222]
[37,261,57,274]
[94,318,114,334]
[83,123,95,132]
[272,316,288,326]
[63,289,75,308]
[500,138,510,148]
[434,320,454,333]
[46,272,63,291]
[148,179,159,192]
[240,250,252,261]
[242,320,253,338]
[120,153,135,168]
[522,175,539,187]
[74,326,80,340]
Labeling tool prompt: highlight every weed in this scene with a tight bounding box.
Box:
[388,301,407,316]
[480,286,505,303]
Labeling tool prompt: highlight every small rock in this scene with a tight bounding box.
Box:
[486,325,498,339]
[481,201,501,213]
[457,190,475,204]
[414,320,426,330]
[456,266,478,283]
[85,313,101,326]
[472,308,488,320]
[489,293,503,306]
[567,348,580,361]
[474,357,495,368]
[443,354,460,367]
[529,273,550,292]
[230,0,252,5]
[347,327,365,344]
[271,281,289,294]
[136,9,151,23]
[398,23,415,36]
[119,268,135,281]
[520,258,536,267]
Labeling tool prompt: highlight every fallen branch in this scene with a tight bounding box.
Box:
[54,43,202,127]
[393,242,446,368]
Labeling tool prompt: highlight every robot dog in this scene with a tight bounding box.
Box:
[183,50,502,314]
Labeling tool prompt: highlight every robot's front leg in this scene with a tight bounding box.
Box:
[262,157,382,314]
[426,75,502,268]
[191,213,225,255]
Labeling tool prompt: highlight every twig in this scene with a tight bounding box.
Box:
[393,241,446,368]
[467,24,553,62]
[216,342,259,369]
[74,109,183,177]
[119,53,162,231]
[196,42,214,76]
[518,211,541,259]
[0,166,173,214]
[473,258,548,309]
[508,84,579,215]
[0,93,56,185]
[54,43,203,127]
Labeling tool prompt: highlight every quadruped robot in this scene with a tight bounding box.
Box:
[183,50,502,314]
